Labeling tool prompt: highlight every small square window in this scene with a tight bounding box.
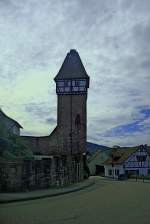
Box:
[79,87,85,91]
[65,87,70,92]
[57,81,64,87]
[79,80,86,86]
[73,87,78,91]
[59,87,64,92]
[72,80,76,86]
[65,80,71,86]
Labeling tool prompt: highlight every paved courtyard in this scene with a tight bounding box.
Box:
[0,177,150,224]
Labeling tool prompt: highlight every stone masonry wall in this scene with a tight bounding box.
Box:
[0,155,84,192]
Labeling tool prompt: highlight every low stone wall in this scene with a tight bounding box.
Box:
[0,155,84,192]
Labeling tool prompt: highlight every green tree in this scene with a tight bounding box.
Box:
[0,122,33,160]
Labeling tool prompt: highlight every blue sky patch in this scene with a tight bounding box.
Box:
[102,121,141,137]
[140,108,150,119]
[101,107,150,138]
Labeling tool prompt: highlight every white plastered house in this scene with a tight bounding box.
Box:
[103,145,150,178]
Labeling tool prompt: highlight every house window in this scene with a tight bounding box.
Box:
[136,155,147,162]
[115,169,119,175]
[113,156,121,161]
[108,169,112,176]
[57,81,64,87]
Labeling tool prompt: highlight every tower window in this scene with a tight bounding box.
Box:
[72,80,76,86]
[59,88,64,92]
[75,114,81,126]
[79,87,85,91]
[57,81,64,87]
[79,80,86,86]
[64,80,71,86]
[65,87,70,92]
[56,79,87,94]
[73,87,78,91]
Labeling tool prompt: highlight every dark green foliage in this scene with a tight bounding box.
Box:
[129,174,150,180]
[0,136,33,160]
[0,123,33,160]
[0,138,12,156]
[0,121,9,139]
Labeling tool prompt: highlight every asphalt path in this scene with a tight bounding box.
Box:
[0,177,150,224]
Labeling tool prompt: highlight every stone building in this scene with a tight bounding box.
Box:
[0,49,90,191]
[21,49,90,182]
[0,155,79,192]
[21,49,89,155]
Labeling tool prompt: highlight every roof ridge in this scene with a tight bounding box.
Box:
[54,49,89,80]
[88,150,101,162]
[0,108,22,128]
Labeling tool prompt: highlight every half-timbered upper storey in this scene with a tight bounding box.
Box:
[54,49,89,95]
[124,145,150,169]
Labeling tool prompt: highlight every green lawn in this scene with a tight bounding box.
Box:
[0,177,150,224]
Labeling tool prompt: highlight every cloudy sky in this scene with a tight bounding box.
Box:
[0,0,150,147]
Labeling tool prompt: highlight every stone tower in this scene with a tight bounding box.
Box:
[54,49,90,156]
[18,49,90,188]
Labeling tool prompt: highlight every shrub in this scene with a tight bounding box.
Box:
[2,150,16,160]
[0,135,33,160]
[129,174,150,180]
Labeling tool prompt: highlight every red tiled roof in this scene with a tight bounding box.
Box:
[103,147,138,165]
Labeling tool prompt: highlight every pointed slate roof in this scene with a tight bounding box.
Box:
[54,49,89,80]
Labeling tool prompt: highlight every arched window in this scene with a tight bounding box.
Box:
[75,114,81,126]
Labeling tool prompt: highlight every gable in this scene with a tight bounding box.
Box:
[104,148,137,165]
[124,148,150,168]
[0,109,22,129]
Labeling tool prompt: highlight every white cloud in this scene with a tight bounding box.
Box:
[0,0,150,146]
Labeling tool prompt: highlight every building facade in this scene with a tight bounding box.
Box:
[104,145,150,179]
[88,149,112,176]
[4,49,90,191]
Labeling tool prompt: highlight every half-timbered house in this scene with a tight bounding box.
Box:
[104,145,150,178]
